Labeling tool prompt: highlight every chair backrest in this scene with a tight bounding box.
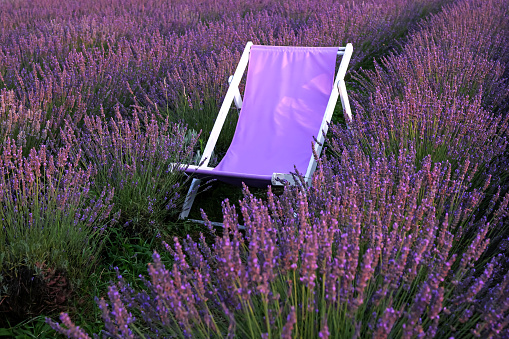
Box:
[213,45,338,176]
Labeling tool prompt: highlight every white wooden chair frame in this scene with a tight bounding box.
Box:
[179,42,353,219]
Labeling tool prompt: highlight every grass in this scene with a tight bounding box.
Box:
[0,316,54,338]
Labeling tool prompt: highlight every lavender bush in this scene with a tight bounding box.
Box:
[48,146,509,338]
[0,89,54,155]
[354,0,509,114]
[330,90,509,189]
[0,0,452,148]
[334,0,509,189]
[61,105,199,234]
[0,140,116,321]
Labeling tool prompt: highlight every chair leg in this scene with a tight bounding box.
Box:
[179,178,201,219]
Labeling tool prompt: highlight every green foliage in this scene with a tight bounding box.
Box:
[0,316,56,338]
[0,141,115,325]
[102,226,175,290]
[66,106,199,237]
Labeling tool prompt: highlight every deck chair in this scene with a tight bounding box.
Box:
[179,41,353,219]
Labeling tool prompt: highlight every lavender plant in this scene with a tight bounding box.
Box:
[0,89,53,154]
[0,140,115,322]
[354,0,509,114]
[330,89,509,189]
[336,0,509,189]
[62,105,198,235]
[48,146,509,338]
[0,0,452,147]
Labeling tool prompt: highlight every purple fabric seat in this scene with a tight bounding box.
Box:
[185,45,338,187]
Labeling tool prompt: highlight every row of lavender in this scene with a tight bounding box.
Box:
[48,0,509,337]
[0,0,449,154]
[0,0,455,326]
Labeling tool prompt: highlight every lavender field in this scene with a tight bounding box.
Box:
[1,0,508,337]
